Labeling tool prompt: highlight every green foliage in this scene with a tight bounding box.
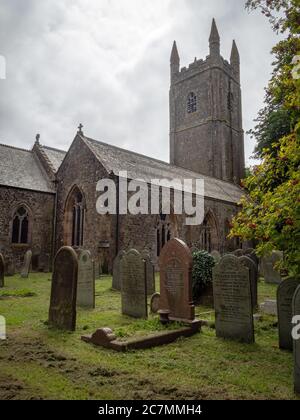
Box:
[192,250,215,300]
[231,2,300,276]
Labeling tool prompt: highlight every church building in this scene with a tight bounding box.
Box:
[0,20,244,273]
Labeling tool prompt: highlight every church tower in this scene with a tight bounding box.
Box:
[169,19,245,184]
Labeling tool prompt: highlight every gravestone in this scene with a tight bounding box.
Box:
[232,249,244,258]
[244,249,259,267]
[77,250,95,308]
[159,238,195,323]
[260,300,277,316]
[0,253,4,288]
[213,254,254,343]
[277,278,300,351]
[142,250,155,296]
[121,249,147,319]
[150,293,160,314]
[48,246,78,331]
[261,251,283,284]
[211,250,221,264]
[21,250,32,278]
[6,260,15,277]
[239,256,258,309]
[112,251,125,291]
[293,285,300,395]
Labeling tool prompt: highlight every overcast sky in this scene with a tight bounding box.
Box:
[0,0,281,166]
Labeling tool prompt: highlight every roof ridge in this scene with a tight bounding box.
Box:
[0,142,31,153]
[41,144,67,154]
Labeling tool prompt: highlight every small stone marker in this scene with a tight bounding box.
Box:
[261,251,283,284]
[293,285,300,395]
[277,278,300,351]
[121,249,147,319]
[0,253,4,288]
[150,293,161,314]
[142,250,155,296]
[159,238,195,323]
[211,250,221,263]
[21,250,32,278]
[260,300,277,316]
[77,250,95,308]
[239,256,258,309]
[112,251,125,291]
[213,254,254,343]
[48,246,78,331]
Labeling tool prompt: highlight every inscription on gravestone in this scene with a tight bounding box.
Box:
[48,246,78,331]
[0,253,4,288]
[21,250,32,279]
[293,285,300,395]
[121,249,147,319]
[159,238,195,323]
[213,255,254,344]
[77,250,95,309]
[277,278,300,351]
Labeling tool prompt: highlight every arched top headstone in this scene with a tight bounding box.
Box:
[159,238,193,269]
[21,250,32,279]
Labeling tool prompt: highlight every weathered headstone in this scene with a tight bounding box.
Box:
[112,251,125,291]
[77,250,95,308]
[159,238,195,323]
[6,260,15,277]
[293,285,300,395]
[48,246,78,331]
[21,250,32,279]
[260,300,277,316]
[239,256,258,309]
[213,254,254,343]
[232,249,244,258]
[261,251,283,284]
[244,249,259,267]
[142,250,155,296]
[0,253,4,288]
[150,293,160,314]
[278,278,300,351]
[211,250,221,264]
[121,249,147,319]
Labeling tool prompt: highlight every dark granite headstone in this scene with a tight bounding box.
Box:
[213,254,254,343]
[142,250,155,296]
[77,250,95,308]
[48,246,78,331]
[112,251,125,291]
[159,238,195,323]
[261,251,283,284]
[121,249,147,319]
[293,285,300,395]
[150,293,160,314]
[21,250,32,278]
[239,256,258,309]
[0,253,4,288]
[277,278,300,351]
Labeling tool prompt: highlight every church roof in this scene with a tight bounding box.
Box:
[83,136,244,204]
[0,143,55,193]
[39,145,66,173]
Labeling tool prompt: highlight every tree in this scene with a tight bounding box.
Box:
[230,1,300,276]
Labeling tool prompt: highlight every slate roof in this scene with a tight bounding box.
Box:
[39,145,66,173]
[0,144,55,193]
[83,136,244,204]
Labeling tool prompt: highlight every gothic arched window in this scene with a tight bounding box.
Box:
[187,92,197,114]
[12,206,29,244]
[64,186,85,248]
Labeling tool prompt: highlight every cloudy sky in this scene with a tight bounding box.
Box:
[0,0,281,166]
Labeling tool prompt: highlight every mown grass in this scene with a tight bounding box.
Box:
[0,273,297,400]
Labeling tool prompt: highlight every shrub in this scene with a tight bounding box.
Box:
[192,250,215,301]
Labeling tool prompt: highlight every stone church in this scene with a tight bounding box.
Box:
[0,20,244,274]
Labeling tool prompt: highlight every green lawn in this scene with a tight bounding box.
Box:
[0,274,297,400]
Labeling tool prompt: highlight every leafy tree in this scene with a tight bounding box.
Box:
[230,1,300,276]
[192,250,215,301]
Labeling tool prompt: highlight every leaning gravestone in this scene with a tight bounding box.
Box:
[277,278,300,351]
[21,250,32,279]
[261,251,283,284]
[48,246,78,331]
[239,256,258,309]
[142,250,155,296]
[213,254,254,343]
[77,250,95,309]
[121,249,147,319]
[0,253,4,288]
[159,238,195,323]
[112,251,125,291]
[293,285,300,395]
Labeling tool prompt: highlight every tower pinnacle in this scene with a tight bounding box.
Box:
[230,40,240,81]
[170,41,180,82]
[209,18,220,57]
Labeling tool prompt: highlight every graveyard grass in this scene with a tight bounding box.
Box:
[0,274,298,400]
